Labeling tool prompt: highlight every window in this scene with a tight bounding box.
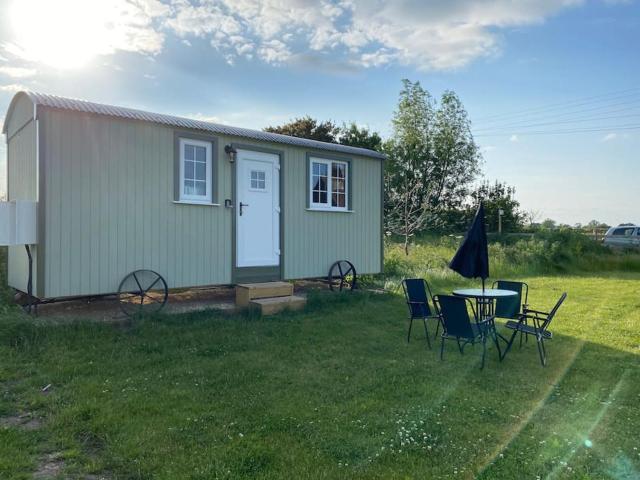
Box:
[612,227,634,236]
[309,157,349,211]
[179,138,212,203]
[250,170,266,190]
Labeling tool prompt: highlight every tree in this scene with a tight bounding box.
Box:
[384,80,481,254]
[431,91,482,213]
[541,218,557,229]
[471,181,524,233]
[587,219,609,229]
[339,122,382,151]
[264,116,339,143]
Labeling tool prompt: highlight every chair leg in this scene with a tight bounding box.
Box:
[501,328,519,361]
[480,335,487,370]
[540,336,547,364]
[457,338,464,354]
[536,335,546,366]
[491,326,502,361]
[407,318,413,343]
[440,336,445,360]
[423,318,431,349]
[434,318,441,340]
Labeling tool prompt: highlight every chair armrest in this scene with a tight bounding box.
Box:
[523,308,549,316]
[476,315,495,325]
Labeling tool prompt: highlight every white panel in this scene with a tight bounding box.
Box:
[15,200,37,244]
[0,202,16,245]
[0,200,37,246]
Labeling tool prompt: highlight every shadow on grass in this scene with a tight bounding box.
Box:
[0,289,638,479]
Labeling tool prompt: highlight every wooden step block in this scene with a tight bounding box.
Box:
[235,281,294,307]
[249,295,307,315]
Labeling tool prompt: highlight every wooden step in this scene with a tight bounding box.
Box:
[235,281,294,307]
[249,295,307,315]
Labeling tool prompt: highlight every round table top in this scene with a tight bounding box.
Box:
[452,288,518,299]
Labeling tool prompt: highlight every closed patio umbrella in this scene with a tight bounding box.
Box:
[449,202,489,291]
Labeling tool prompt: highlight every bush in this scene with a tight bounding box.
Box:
[384,229,640,283]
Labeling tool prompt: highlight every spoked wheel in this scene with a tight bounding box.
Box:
[117,270,168,317]
[328,260,357,292]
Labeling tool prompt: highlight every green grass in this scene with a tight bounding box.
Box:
[0,243,639,479]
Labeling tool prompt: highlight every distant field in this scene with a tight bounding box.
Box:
[0,239,639,479]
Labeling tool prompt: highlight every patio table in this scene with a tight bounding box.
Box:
[452,288,518,344]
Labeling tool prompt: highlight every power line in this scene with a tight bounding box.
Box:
[473,87,640,124]
[473,112,640,133]
[474,124,640,137]
[473,96,640,129]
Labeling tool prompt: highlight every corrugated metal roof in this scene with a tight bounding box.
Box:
[9,91,386,160]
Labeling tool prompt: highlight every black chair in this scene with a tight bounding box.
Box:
[501,292,567,366]
[493,280,529,346]
[492,280,528,319]
[401,279,442,348]
[433,294,501,369]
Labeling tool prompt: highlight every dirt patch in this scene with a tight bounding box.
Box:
[29,286,239,322]
[33,453,65,479]
[0,412,42,431]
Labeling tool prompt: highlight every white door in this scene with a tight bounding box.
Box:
[236,149,280,267]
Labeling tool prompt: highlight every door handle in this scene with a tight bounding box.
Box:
[239,202,249,216]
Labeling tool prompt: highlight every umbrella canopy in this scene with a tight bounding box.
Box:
[449,202,489,288]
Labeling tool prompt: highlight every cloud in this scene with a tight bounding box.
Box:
[0,66,37,78]
[163,0,583,70]
[510,134,519,142]
[0,0,588,71]
[601,132,630,142]
[0,83,29,92]
[3,0,169,69]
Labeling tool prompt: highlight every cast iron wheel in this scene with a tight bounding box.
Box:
[328,260,357,292]
[117,269,168,317]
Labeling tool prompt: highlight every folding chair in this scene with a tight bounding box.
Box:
[433,294,501,369]
[493,280,529,346]
[501,293,567,366]
[401,279,442,349]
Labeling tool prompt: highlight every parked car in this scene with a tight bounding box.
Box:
[603,224,640,248]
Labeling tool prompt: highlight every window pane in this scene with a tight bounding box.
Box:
[319,177,327,191]
[184,144,195,161]
[184,160,194,179]
[195,146,206,163]
[334,178,345,193]
[332,163,345,178]
[319,191,327,204]
[195,162,206,181]
[313,191,320,203]
[319,163,328,176]
[184,179,195,195]
[313,162,320,175]
[195,181,206,196]
[332,192,346,208]
[251,178,258,189]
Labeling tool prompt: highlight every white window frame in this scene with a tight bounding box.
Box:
[309,157,349,211]
[179,137,212,204]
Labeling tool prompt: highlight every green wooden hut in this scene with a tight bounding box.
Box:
[1,91,384,304]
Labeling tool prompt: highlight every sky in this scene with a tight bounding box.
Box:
[0,0,638,226]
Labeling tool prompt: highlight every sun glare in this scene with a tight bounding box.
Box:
[9,0,124,69]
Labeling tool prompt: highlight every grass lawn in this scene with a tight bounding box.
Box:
[1,246,640,479]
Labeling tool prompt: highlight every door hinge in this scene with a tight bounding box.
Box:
[275,206,281,213]
[275,164,281,170]
[276,249,281,255]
